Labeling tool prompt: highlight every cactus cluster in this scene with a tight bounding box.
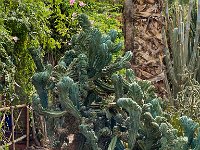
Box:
[163,0,200,120]
[163,0,200,99]
[31,14,200,150]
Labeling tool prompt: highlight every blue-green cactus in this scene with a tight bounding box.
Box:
[111,74,124,100]
[57,76,81,120]
[69,83,80,110]
[32,65,52,108]
[117,98,142,149]
[159,122,188,150]
[77,54,89,99]
[193,128,200,150]
[79,124,101,150]
[58,50,76,68]
[150,98,163,118]
[138,112,162,150]
[30,13,200,150]
[180,116,199,149]
[128,81,144,105]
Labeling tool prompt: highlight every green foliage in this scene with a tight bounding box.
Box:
[43,0,123,60]
[0,0,123,105]
[168,0,190,5]
[0,0,52,103]
[0,23,17,104]
[175,79,200,121]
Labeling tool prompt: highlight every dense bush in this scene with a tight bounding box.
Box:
[0,0,122,104]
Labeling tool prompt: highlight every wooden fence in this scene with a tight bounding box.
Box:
[0,104,29,150]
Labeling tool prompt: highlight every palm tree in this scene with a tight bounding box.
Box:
[123,0,168,97]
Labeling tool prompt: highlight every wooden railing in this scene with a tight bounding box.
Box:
[0,104,29,150]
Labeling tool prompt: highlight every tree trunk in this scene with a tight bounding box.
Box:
[123,0,168,98]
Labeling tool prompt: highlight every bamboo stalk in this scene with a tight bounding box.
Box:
[0,135,27,149]
[11,106,15,150]
[12,108,23,131]
[26,106,30,147]
[0,104,26,112]
[31,109,41,146]
[0,112,6,126]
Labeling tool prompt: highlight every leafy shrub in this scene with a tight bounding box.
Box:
[0,0,123,104]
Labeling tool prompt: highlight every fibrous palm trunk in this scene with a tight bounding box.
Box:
[123,0,168,98]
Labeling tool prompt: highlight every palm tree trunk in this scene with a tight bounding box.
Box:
[123,0,168,97]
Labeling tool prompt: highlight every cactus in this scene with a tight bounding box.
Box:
[111,74,124,100]
[79,124,101,150]
[117,98,142,149]
[150,98,163,118]
[30,14,200,150]
[163,0,200,100]
[30,14,133,149]
[159,122,188,150]
[28,47,44,72]
[180,116,199,149]
[32,65,52,108]
[127,82,144,105]
[163,0,200,122]
[56,76,81,120]
[138,112,162,150]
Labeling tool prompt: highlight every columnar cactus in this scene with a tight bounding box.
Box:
[163,0,200,120]
[163,0,200,99]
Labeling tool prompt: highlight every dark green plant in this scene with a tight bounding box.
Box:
[0,24,20,105]
[0,0,52,103]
